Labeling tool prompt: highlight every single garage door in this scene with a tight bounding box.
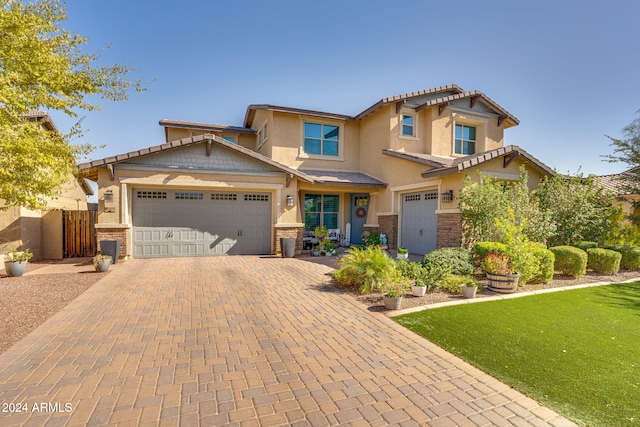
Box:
[132,189,272,258]
[401,190,438,255]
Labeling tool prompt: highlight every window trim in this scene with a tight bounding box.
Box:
[399,111,418,140]
[257,121,268,149]
[299,118,344,161]
[451,113,488,157]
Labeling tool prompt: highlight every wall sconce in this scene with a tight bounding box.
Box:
[104,190,114,204]
[440,190,453,203]
[286,195,294,207]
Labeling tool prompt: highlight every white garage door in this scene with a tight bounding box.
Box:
[132,189,272,258]
[401,190,438,255]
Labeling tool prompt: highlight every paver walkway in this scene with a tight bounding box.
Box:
[0,257,577,426]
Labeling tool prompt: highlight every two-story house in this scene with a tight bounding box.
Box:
[78,84,555,259]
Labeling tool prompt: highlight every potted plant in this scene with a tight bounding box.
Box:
[324,241,338,256]
[396,247,409,260]
[481,251,519,293]
[410,278,427,297]
[461,277,480,299]
[314,225,329,253]
[93,254,112,272]
[382,272,410,310]
[4,249,33,277]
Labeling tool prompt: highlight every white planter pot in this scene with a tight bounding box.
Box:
[411,284,427,297]
[396,252,409,260]
[461,284,477,299]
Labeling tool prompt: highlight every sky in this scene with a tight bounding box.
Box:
[50,0,640,177]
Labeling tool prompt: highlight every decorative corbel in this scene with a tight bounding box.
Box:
[107,164,115,181]
[470,95,481,108]
[503,151,519,168]
[438,103,449,116]
[395,100,406,114]
[497,116,506,126]
[285,173,292,188]
[205,139,212,157]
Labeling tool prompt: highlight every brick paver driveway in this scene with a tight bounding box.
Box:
[0,257,576,426]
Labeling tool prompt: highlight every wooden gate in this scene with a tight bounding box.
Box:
[63,210,97,257]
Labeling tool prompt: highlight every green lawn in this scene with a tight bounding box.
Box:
[394,282,640,426]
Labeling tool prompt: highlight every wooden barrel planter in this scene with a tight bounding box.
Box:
[486,272,520,293]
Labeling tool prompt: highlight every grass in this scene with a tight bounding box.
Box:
[394,282,640,426]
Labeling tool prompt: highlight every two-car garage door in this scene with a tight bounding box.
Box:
[132,189,271,258]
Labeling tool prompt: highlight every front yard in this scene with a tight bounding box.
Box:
[393,282,640,426]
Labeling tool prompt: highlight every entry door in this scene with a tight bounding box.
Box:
[349,194,369,245]
[401,190,438,255]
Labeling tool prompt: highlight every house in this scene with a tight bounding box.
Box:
[78,84,556,259]
[0,112,94,260]
[597,171,640,219]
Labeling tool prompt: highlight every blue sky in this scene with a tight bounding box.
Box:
[52,0,640,176]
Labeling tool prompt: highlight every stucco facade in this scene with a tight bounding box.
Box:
[79,84,556,259]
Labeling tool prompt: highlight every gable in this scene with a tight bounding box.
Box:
[120,142,281,174]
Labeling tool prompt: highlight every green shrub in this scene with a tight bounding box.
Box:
[396,260,434,290]
[530,247,555,284]
[586,248,621,274]
[618,246,640,270]
[333,246,396,294]
[422,247,474,276]
[550,246,588,277]
[437,275,476,294]
[574,241,598,251]
[472,242,507,265]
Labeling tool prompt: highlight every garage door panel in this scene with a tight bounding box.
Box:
[132,189,271,258]
[401,190,438,255]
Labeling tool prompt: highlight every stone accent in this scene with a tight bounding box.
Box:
[96,228,129,260]
[274,226,303,255]
[437,212,462,248]
[378,214,398,249]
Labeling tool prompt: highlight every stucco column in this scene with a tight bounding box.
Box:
[364,192,380,232]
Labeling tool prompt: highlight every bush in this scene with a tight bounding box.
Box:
[333,246,396,294]
[472,242,507,265]
[604,245,640,270]
[530,247,555,284]
[422,247,474,276]
[586,248,621,274]
[550,246,588,277]
[437,275,475,294]
[396,260,433,290]
[574,241,598,251]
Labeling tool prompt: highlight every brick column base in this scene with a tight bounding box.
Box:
[437,212,462,248]
[378,214,398,249]
[96,227,130,261]
[274,226,304,255]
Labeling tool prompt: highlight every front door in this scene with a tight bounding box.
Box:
[349,194,369,245]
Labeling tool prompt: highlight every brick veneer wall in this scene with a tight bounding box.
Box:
[437,212,462,248]
[96,228,129,260]
[378,214,398,249]
[274,226,303,255]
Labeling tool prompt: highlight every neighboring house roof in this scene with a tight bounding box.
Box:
[382,145,556,179]
[24,110,59,132]
[595,172,639,195]
[158,119,255,135]
[298,169,387,188]
[242,84,518,128]
[77,134,315,183]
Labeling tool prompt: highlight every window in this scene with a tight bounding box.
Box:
[401,114,415,137]
[257,122,268,148]
[303,122,339,156]
[304,194,339,230]
[175,192,203,200]
[455,124,476,155]
[222,137,235,143]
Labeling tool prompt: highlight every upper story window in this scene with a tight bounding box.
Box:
[223,137,235,143]
[304,122,339,157]
[401,114,415,137]
[257,122,268,149]
[455,124,476,155]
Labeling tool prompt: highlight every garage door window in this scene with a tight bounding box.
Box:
[305,194,339,231]
[175,192,203,200]
[137,191,167,199]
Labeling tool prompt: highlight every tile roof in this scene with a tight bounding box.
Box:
[244,105,353,128]
[77,134,315,183]
[158,119,255,134]
[382,145,556,178]
[595,172,636,194]
[298,169,387,188]
[23,110,58,132]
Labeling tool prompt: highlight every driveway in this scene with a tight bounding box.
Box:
[0,257,576,426]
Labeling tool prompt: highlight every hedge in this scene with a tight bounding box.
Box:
[550,246,587,277]
[604,245,640,270]
[472,242,507,265]
[574,241,598,251]
[530,247,555,284]
[422,247,474,276]
[586,248,621,274]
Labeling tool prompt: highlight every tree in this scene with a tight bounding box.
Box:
[0,0,142,210]
[602,111,640,209]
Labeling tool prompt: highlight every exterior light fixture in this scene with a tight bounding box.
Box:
[286,195,294,207]
[440,190,453,203]
[104,190,114,204]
